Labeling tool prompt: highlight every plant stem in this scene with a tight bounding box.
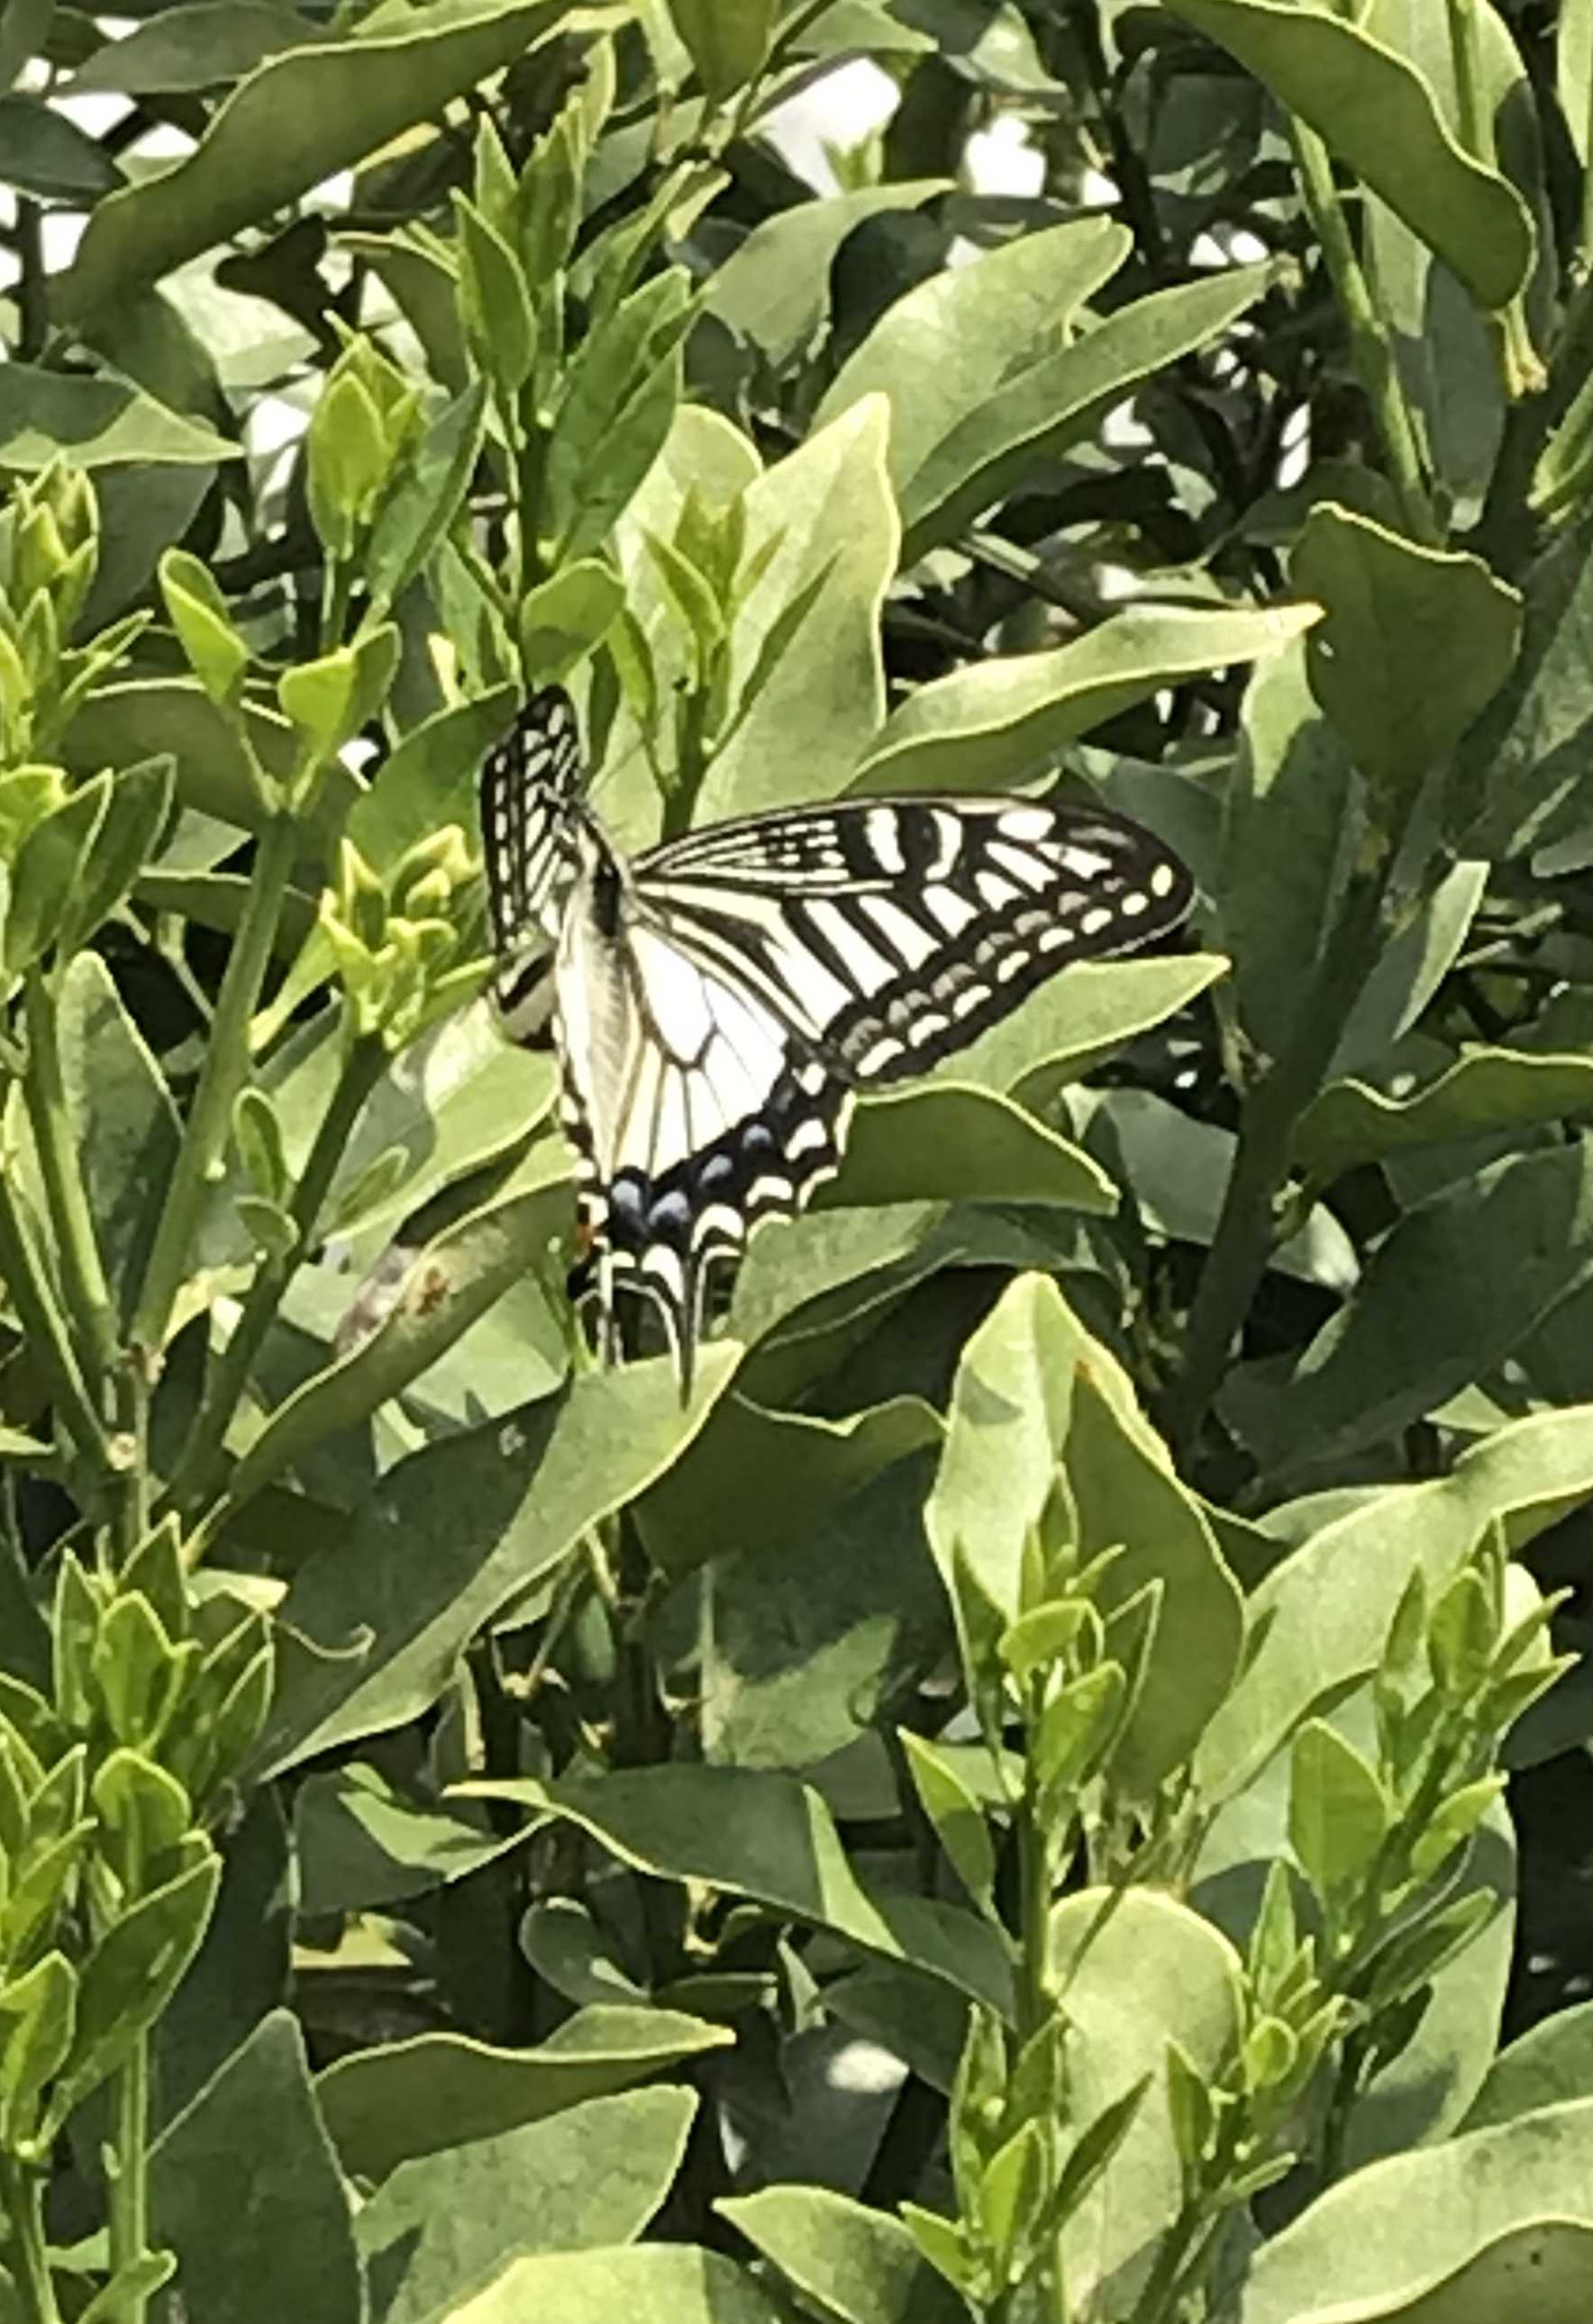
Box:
[22,969,120,1405]
[14,197,48,364]
[0,2151,62,2324]
[165,1033,386,1517]
[129,812,301,1367]
[1287,119,1438,545]
[1015,1735,1057,2049]
[1161,863,1390,1455]
[107,2034,151,2324]
[0,1165,112,1475]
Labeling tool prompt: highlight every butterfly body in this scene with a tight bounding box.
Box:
[481,687,1194,1393]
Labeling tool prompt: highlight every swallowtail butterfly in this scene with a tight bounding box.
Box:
[481,686,1193,1393]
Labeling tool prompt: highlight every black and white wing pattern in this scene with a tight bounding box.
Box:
[480,688,1193,1394]
[479,685,584,1041]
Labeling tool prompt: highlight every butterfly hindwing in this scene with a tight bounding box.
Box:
[554,899,850,1393]
[480,688,1194,1393]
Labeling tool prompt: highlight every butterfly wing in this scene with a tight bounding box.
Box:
[479,686,584,1041]
[632,792,1193,1081]
[553,875,850,1395]
[482,688,1195,1396]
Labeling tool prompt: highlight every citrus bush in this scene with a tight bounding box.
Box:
[3,4,1593,2322]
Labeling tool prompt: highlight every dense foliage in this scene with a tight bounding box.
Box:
[5,1,1593,2319]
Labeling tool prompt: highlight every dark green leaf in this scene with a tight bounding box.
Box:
[1163,0,1534,310]
[150,2011,362,2324]
[317,2007,733,2181]
[58,1,605,320]
[358,2087,695,2323]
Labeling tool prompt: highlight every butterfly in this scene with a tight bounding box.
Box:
[481,685,1193,1395]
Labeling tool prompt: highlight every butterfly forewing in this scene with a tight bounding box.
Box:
[479,687,1194,1395]
[633,794,1193,1083]
[480,685,584,1039]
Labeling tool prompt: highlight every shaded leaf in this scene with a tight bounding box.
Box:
[150,2011,362,2324]
[317,2007,733,2182]
[358,2087,696,2324]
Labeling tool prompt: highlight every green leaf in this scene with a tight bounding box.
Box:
[900,1731,997,1913]
[1330,857,1489,1080]
[50,1846,219,2126]
[1239,1142,1593,1484]
[346,225,470,394]
[1290,504,1522,817]
[31,955,178,1328]
[305,370,391,557]
[0,1949,76,2147]
[667,0,772,98]
[697,397,895,819]
[259,1342,740,1774]
[927,1275,1243,1792]
[518,558,625,685]
[645,1431,947,1771]
[1220,638,1358,1062]
[91,1749,192,1893]
[1464,1998,1593,2130]
[854,604,1317,794]
[5,774,109,974]
[454,193,537,397]
[358,2087,696,2323]
[1289,1719,1391,1902]
[232,1001,551,1258]
[57,1,614,321]
[0,0,54,90]
[316,2007,733,2182]
[1051,1889,1243,2314]
[295,1760,517,1914]
[979,2117,1049,2278]
[0,89,122,198]
[817,214,1127,490]
[703,181,948,370]
[428,2246,793,2324]
[894,265,1277,560]
[278,625,399,764]
[366,377,487,614]
[718,2185,967,2324]
[1450,510,1593,857]
[1408,1776,1506,1884]
[59,753,175,958]
[65,4,311,93]
[638,1393,938,1579]
[150,2011,362,2324]
[1233,2100,1593,2324]
[461,1764,1012,2011]
[1297,1046,1593,1185]
[0,365,238,470]
[211,1164,575,1521]
[59,681,332,849]
[838,1085,1116,1215]
[1092,1089,1357,1291]
[544,268,693,562]
[1196,1406,1593,1799]
[160,547,248,704]
[1162,0,1534,311]
[521,1898,647,2006]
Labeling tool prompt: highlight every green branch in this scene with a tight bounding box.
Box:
[22,968,120,1403]
[129,812,301,1366]
[1161,862,1391,1455]
[0,2150,63,2324]
[166,1032,386,1520]
[1288,120,1437,545]
[0,1163,111,1475]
